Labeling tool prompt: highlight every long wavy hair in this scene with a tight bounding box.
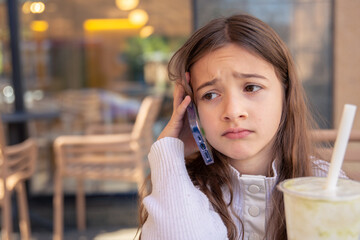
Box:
[138,14,317,240]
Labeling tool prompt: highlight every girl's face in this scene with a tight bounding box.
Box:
[190,43,283,175]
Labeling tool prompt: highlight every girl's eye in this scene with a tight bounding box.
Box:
[202,92,218,100]
[244,84,261,92]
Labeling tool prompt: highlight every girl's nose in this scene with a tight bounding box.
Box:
[221,95,248,121]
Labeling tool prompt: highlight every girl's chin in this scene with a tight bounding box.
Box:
[218,150,253,161]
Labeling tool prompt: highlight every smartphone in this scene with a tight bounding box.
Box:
[186,101,214,165]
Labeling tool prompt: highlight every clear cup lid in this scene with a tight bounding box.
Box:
[277,177,360,201]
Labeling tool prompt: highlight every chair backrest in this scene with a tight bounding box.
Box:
[5,139,37,190]
[130,95,163,143]
[312,129,360,143]
[58,89,103,134]
[0,115,38,191]
[312,129,360,180]
[53,95,163,171]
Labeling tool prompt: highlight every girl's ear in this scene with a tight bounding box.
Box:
[185,71,191,84]
[184,71,194,98]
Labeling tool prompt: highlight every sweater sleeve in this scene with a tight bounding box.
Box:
[141,137,228,240]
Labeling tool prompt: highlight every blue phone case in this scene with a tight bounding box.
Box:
[186,102,214,165]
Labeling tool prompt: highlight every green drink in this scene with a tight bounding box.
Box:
[278,177,360,240]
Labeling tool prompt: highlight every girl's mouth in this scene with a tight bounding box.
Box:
[222,128,253,139]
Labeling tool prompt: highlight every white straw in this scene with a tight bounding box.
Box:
[325,104,357,191]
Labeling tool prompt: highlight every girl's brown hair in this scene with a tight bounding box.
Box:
[138,14,316,240]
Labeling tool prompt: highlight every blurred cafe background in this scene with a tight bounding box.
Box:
[0,0,359,239]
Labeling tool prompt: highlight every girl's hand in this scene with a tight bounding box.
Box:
[158,80,198,157]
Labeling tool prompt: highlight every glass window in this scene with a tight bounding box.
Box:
[0,1,13,113]
[2,0,192,195]
[19,0,192,93]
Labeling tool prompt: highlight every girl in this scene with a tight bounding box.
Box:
[138,14,343,240]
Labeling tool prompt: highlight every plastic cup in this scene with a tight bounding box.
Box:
[278,177,360,240]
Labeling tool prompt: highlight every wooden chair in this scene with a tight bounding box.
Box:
[57,89,104,135]
[0,120,38,240]
[312,129,360,180]
[52,95,163,240]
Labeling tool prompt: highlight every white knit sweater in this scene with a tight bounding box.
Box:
[141,137,344,240]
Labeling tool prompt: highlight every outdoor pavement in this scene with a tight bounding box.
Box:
[6,193,139,240]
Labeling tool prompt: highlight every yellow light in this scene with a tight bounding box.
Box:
[30,20,49,32]
[115,0,139,11]
[22,1,32,14]
[140,26,154,38]
[128,9,148,26]
[30,2,45,14]
[84,19,144,31]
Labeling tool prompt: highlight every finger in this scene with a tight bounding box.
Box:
[169,96,191,135]
[158,95,191,140]
[175,95,191,117]
[172,95,191,124]
[173,83,186,109]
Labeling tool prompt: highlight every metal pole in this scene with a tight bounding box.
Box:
[192,0,198,32]
[6,0,28,144]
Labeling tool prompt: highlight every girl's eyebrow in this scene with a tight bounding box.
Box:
[196,79,219,92]
[196,73,268,92]
[233,72,269,80]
